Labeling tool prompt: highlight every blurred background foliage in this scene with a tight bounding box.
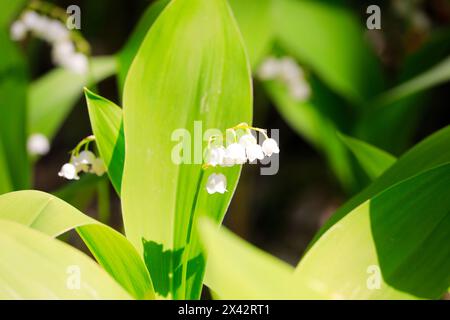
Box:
[0,0,449,267]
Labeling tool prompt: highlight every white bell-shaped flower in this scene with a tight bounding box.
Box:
[90,158,106,176]
[279,57,303,83]
[238,133,257,147]
[239,134,264,162]
[32,15,51,39]
[246,143,265,162]
[206,173,227,194]
[58,163,79,180]
[27,133,50,156]
[289,80,311,101]
[262,138,280,157]
[52,40,75,64]
[206,146,226,167]
[22,11,40,29]
[10,21,27,41]
[46,20,69,43]
[223,143,247,165]
[72,150,96,172]
[257,57,281,80]
[64,52,89,75]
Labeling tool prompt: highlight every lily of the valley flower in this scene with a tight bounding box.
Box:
[90,158,106,176]
[257,56,311,102]
[206,173,227,194]
[224,143,247,165]
[58,163,79,180]
[206,146,226,167]
[203,124,280,195]
[239,133,264,162]
[262,138,280,157]
[27,133,50,156]
[58,137,106,180]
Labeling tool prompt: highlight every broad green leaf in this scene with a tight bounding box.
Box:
[0,190,154,299]
[0,220,132,299]
[199,218,323,299]
[0,30,30,191]
[85,88,124,194]
[375,56,450,107]
[117,0,169,92]
[228,0,275,69]
[312,125,450,245]
[122,0,252,299]
[28,56,117,141]
[274,0,383,103]
[295,164,450,299]
[339,134,396,180]
[264,77,355,190]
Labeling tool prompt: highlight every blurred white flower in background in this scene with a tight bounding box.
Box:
[58,136,106,180]
[27,133,50,156]
[257,56,311,102]
[206,173,227,194]
[10,10,89,75]
[10,21,27,41]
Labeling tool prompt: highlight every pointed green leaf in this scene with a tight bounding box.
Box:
[339,134,396,180]
[84,88,124,194]
[122,0,252,299]
[296,164,450,299]
[0,220,132,299]
[28,56,117,142]
[0,190,154,299]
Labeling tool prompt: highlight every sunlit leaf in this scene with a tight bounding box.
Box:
[313,125,450,244]
[296,164,450,299]
[122,0,252,299]
[199,218,322,299]
[0,220,132,299]
[0,190,154,299]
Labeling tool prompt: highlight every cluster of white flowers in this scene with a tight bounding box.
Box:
[10,11,88,74]
[27,133,50,156]
[258,56,311,102]
[58,138,106,181]
[205,124,280,195]
[58,150,106,180]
